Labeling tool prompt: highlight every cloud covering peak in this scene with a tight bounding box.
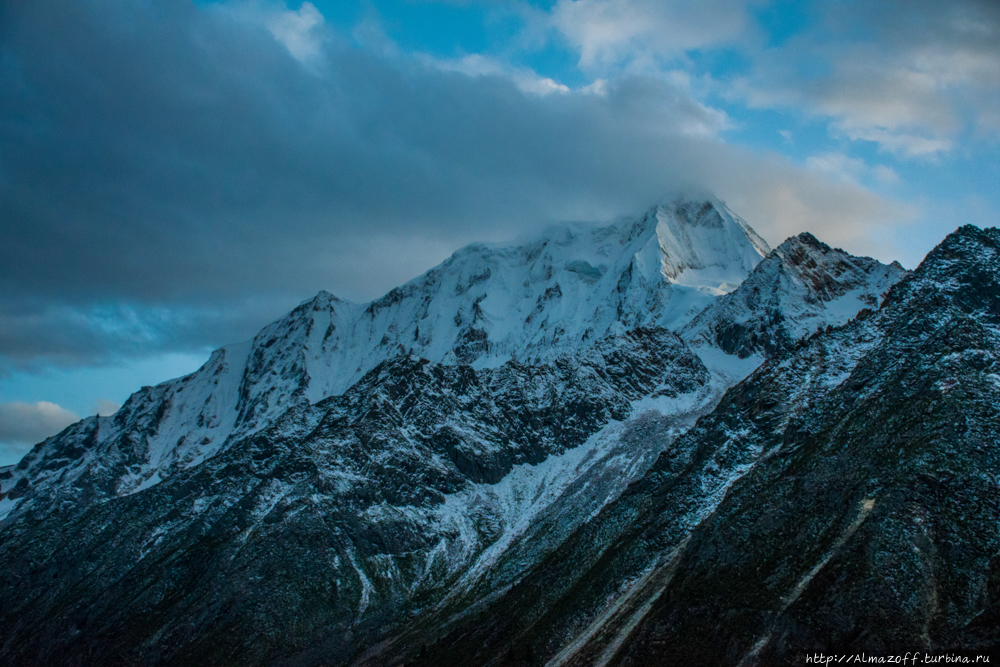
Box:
[0,0,913,373]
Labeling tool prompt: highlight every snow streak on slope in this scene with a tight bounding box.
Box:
[434,386,722,596]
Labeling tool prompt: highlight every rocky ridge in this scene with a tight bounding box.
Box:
[0,197,774,523]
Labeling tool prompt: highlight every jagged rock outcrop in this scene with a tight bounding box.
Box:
[682,231,906,365]
[0,328,711,666]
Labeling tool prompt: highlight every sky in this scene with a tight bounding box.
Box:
[1,0,999,464]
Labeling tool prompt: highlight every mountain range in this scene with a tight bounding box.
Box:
[4,197,994,666]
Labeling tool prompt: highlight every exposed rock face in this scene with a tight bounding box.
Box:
[682,231,906,361]
[405,225,1000,667]
[611,225,1000,665]
[0,199,916,666]
[0,328,711,667]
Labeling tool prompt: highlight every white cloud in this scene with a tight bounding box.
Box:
[540,1,998,159]
[734,64,958,158]
[806,152,869,183]
[265,2,325,63]
[733,1,1000,157]
[430,54,571,96]
[836,125,953,158]
[806,152,903,188]
[704,148,915,260]
[0,401,79,445]
[580,78,609,96]
[550,0,755,68]
[93,398,122,416]
[223,1,327,64]
[873,164,901,185]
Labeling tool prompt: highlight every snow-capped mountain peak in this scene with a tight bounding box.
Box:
[639,198,771,288]
[0,196,773,515]
[681,230,908,374]
[313,196,772,384]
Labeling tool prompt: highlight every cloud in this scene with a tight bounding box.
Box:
[425,53,571,96]
[224,1,328,64]
[806,152,870,183]
[706,149,914,259]
[549,0,756,69]
[0,401,79,446]
[736,56,960,157]
[805,152,901,187]
[0,0,908,371]
[265,1,326,62]
[734,0,1000,156]
[544,0,1000,156]
[0,296,298,370]
[93,398,122,416]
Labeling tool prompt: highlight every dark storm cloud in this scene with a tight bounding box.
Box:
[0,0,898,369]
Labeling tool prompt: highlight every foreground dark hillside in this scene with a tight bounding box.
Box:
[0,329,707,666]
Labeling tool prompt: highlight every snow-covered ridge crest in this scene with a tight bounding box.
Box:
[347,196,769,369]
[645,198,770,287]
[1,196,770,514]
[236,197,771,415]
[681,230,908,383]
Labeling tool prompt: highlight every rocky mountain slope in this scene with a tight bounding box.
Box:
[681,231,905,379]
[404,225,1000,666]
[0,198,910,666]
